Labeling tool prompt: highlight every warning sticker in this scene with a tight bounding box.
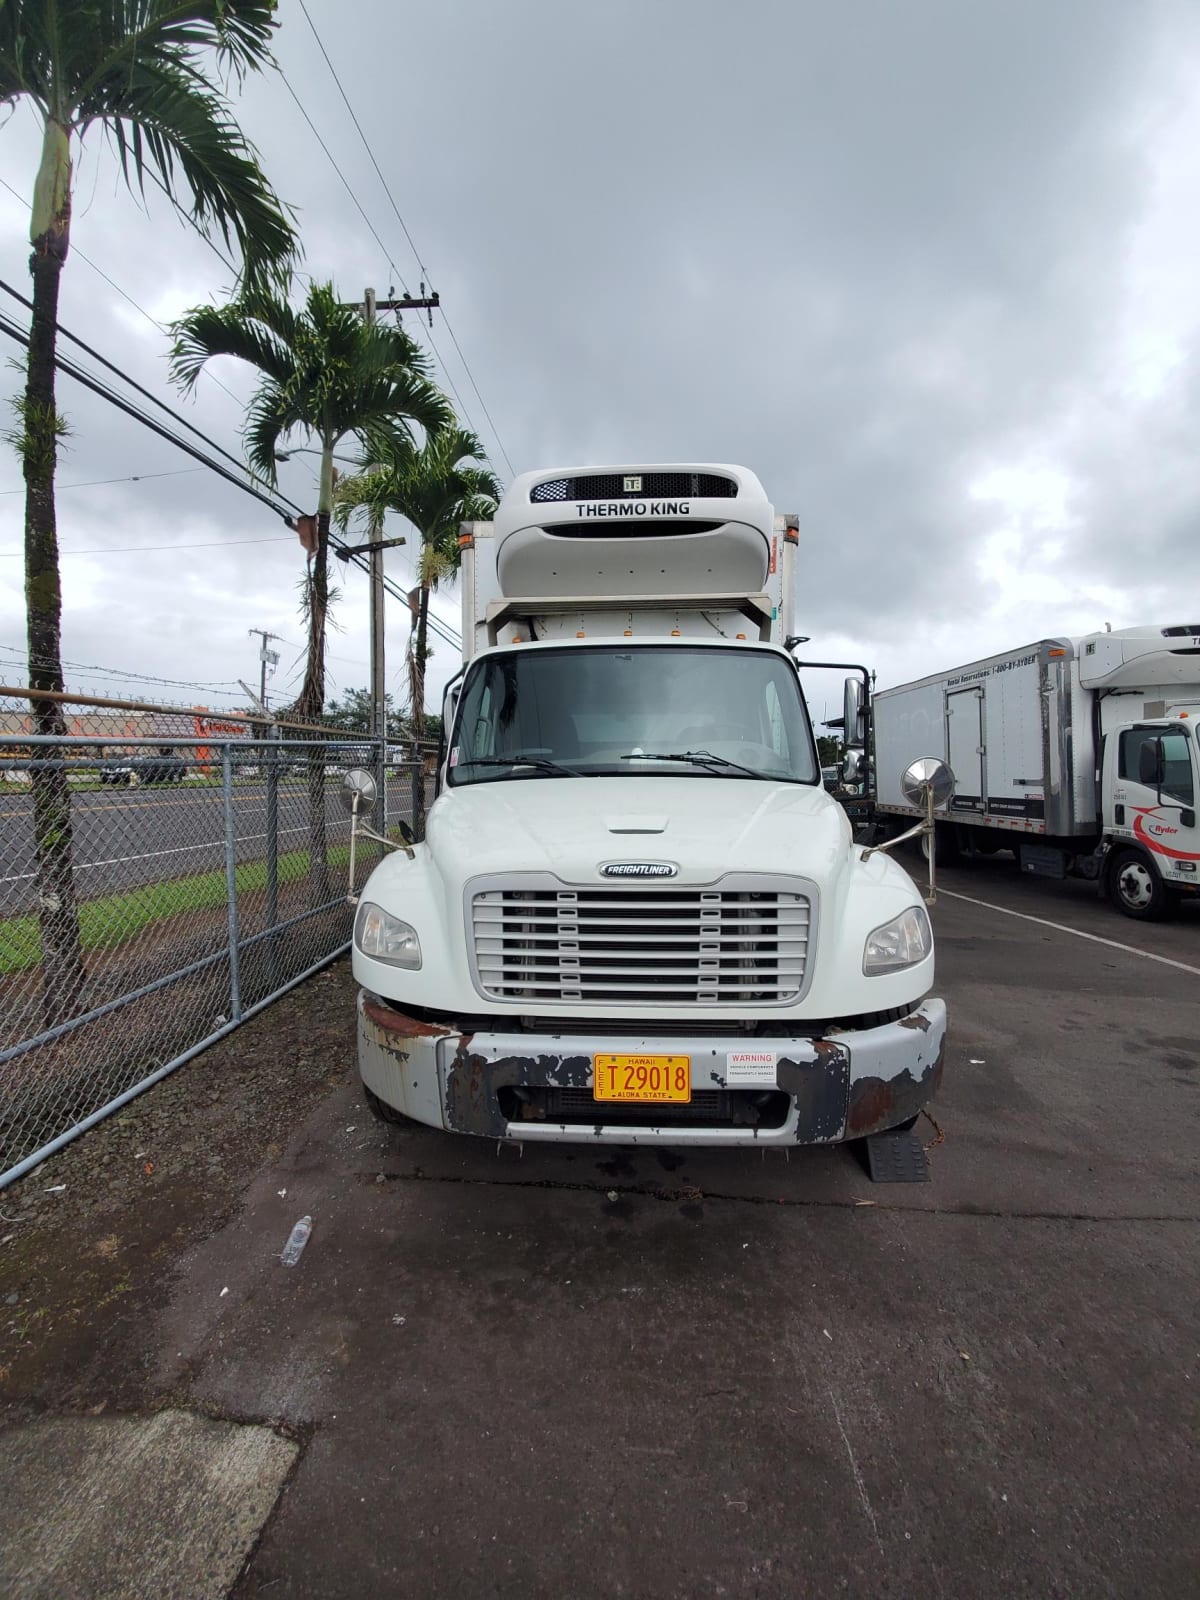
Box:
[725,1049,778,1087]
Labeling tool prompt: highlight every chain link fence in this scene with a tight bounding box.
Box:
[0,690,428,1187]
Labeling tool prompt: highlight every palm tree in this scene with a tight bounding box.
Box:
[335,429,500,824]
[171,282,453,893]
[170,282,453,721]
[0,0,296,1025]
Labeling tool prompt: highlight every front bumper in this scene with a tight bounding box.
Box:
[357,992,947,1146]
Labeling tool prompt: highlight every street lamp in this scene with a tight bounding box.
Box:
[274,447,361,465]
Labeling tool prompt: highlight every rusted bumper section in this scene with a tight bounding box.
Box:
[358,990,947,1147]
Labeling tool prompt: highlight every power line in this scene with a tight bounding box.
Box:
[0,535,296,559]
[293,2,514,475]
[0,307,301,522]
[0,467,208,495]
[0,275,296,510]
[0,298,459,649]
[274,67,480,447]
[297,0,430,283]
[0,644,252,695]
[277,26,513,476]
[0,175,245,408]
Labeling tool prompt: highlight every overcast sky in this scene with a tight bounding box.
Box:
[2,0,1200,726]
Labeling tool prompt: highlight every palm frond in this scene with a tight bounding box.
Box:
[105,57,294,292]
[169,300,295,391]
[77,1,280,108]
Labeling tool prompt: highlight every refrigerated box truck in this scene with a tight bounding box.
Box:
[350,464,949,1152]
[869,625,1200,919]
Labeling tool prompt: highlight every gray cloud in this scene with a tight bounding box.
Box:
[3,0,1199,718]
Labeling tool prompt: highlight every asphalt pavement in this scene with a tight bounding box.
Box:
[0,775,419,913]
[1,858,1197,1599]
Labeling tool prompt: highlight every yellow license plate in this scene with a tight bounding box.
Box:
[593,1054,691,1103]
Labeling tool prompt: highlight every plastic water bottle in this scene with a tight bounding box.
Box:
[280,1215,312,1266]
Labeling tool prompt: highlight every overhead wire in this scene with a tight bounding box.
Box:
[0,275,297,510]
[0,535,296,558]
[0,175,245,408]
[0,466,208,495]
[0,297,459,647]
[281,10,515,475]
[0,306,301,522]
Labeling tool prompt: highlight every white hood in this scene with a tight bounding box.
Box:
[428,774,849,885]
[355,772,932,1019]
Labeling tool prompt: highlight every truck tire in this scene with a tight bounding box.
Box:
[362,1083,410,1126]
[1107,847,1171,921]
[921,822,960,865]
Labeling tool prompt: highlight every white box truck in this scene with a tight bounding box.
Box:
[351,464,948,1150]
[868,625,1200,919]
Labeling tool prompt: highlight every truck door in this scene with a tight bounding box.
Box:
[1111,725,1200,904]
[946,688,984,811]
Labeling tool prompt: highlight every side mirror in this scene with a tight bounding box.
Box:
[1138,740,1163,788]
[861,757,955,904]
[340,769,378,815]
[901,757,955,813]
[840,747,864,785]
[843,677,866,747]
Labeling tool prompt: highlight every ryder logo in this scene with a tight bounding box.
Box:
[1131,807,1200,862]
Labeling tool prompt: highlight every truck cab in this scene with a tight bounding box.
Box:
[352,465,947,1146]
[1103,707,1200,917]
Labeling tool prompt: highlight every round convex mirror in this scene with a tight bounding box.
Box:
[900,757,955,812]
[340,768,378,814]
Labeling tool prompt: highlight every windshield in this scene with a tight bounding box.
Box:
[449,645,818,785]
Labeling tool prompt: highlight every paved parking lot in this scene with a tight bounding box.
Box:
[1,859,1197,1599]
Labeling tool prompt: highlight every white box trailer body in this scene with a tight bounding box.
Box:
[871,624,1200,916]
[350,464,948,1151]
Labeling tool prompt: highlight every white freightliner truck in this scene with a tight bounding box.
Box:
[861,625,1200,920]
[350,465,949,1149]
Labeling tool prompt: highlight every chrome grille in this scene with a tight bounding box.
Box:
[471,885,810,1004]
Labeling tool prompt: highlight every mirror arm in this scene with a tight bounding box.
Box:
[860,781,939,905]
[357,821,413,857]
[860,819,925,859]
[347,796,413,906]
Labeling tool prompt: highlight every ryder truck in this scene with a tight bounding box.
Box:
[866,625,1200,920]
[352,465,948,1150]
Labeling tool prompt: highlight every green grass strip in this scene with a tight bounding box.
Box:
[0,843,352,975]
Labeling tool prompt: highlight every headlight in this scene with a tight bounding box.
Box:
[354,901,421,968]
[863,906,932,974]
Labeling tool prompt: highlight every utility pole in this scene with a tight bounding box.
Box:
[248,628,281,712]
[354,286,439,743]
[361,288,388,747]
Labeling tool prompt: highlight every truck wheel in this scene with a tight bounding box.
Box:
[921,823,959,864]
[362,1083,410,1125]
[1107,848,1171,921]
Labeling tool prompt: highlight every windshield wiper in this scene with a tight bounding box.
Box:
[458,753,583,777]
[619,750,778,780]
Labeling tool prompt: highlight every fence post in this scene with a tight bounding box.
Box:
[221,743,242,1023]
[376,736,388,841]
[265,730,280,989]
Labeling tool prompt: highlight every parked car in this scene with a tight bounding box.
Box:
[98,748,187,786]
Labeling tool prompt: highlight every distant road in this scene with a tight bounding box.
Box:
[0,775,419,913]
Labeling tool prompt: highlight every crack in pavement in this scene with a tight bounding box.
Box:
[356,1169,1200,1223]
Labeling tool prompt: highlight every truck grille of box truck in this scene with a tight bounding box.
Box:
[471,886,810,1004]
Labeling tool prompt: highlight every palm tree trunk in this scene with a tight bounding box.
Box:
[412,583,430,836]
[25,119,85,1025]
[297,508,331,904]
